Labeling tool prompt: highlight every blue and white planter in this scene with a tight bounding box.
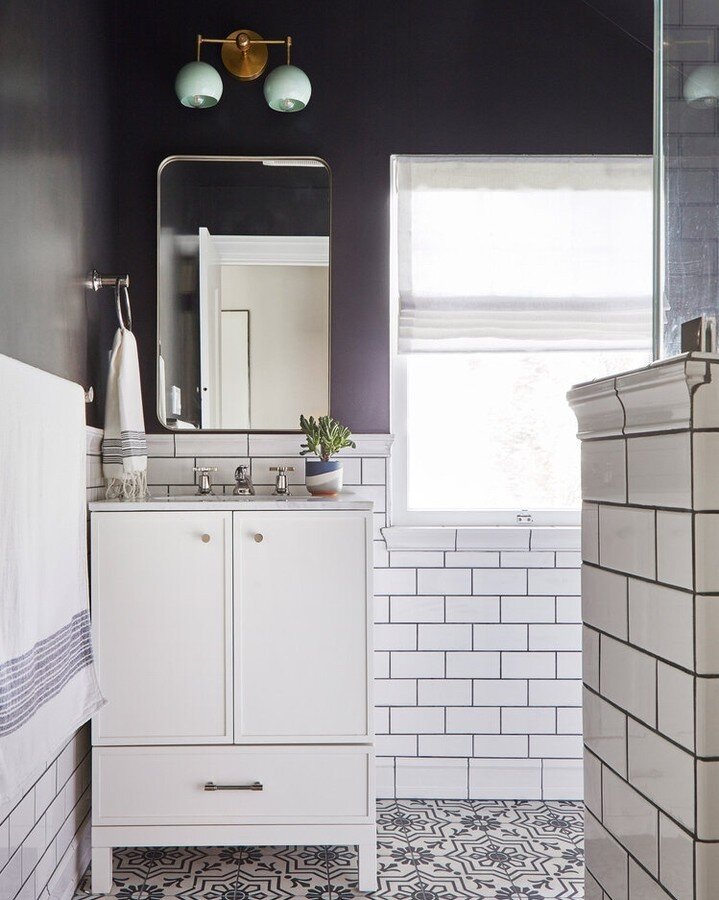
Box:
[305,459,343,496]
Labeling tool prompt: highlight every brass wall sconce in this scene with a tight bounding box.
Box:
[175,28,311,113]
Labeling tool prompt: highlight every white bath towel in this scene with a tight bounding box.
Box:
[0,354,105,803]
[103,328,148,499]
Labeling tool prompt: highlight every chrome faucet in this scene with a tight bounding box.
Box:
[270,465,294,496]
[193,466,218,495]
[233,465,255,496]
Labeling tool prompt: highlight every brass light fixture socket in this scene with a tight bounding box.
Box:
[221,29,269,82]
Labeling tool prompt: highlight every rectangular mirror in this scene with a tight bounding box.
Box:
[157,156,330,431]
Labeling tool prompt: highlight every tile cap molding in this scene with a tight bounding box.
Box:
[568,353,719,439]
[383,525,580,551]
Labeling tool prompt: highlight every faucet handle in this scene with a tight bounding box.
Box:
[194,466,218,474]
[269,466,295,473]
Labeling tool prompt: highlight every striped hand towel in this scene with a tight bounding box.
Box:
[103,328,148,499]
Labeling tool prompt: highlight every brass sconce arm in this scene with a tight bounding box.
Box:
[196,31,293,79]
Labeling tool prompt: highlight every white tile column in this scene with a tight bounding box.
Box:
[569,353,719,900]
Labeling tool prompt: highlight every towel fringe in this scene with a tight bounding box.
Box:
[105,471,148,500]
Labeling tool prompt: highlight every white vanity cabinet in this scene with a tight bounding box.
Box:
[89,500,376,894]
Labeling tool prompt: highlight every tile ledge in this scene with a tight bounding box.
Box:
[383,525,580,551]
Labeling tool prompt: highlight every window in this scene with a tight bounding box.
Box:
[390,155,654,526]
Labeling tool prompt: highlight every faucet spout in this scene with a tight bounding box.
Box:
[233,465,255,495]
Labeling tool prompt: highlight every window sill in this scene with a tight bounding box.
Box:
[381,525,581,552]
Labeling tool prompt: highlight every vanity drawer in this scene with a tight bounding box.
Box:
[93,745,372,825]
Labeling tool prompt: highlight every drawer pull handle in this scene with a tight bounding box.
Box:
[204,781,263,792]
[201,534,211,543]
[253,533,264,543]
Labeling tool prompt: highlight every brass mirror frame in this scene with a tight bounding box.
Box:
[156,154,332,433]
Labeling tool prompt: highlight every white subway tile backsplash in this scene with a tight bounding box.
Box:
[582,565,628,639]
[582,437,627,502]
[376,735,417,757]
[629,579,694,669]
[696,595,719,675]
[502,707,555,734]
[473,735,529,758]
[584,688,627,777]
[556,652,582,678]
[418,568,471,595]
[361,458,386,485]
[556,595,582,622]
[390,595,444,623]
[383,527,455,550]
[375,707,389,734]
[390,652,444,679]
[659,814,694,900]
[446,707,500,734]
[696,677,719,756]
[446,652,500,678]
[501,596,555,622]
[528,568,581,596]
[584,751,602,817]
[375,758,395,798]
[585,811,629,900]
[501,652,555,679]
[529,624,582,651]
[445,551,499,568]
[445,596,500,622]
[658,663,695,752]
[146,456,196,485]
[373,595,389,623]
[529,680,581,707]
[602,767,659,876]
[417,680,472,706]
[695,514,719,593]
[175,433,248,457]
[556,552,583,568]
[600,637,657,727]
[419,735,473,757]
[374,679,417,706]
[557,707,583,734]
[418,624,472,650]
[375,652,390,678]
[583,627,600,691]
[375,568,416,595]
[469,759,542,800]
[390,551,444,568]
[696,760,719,840]
[529,735,583,758]
[627,433,692,508]
[628,859,674,900]
[472,568,526,595]
[391,707,445,734]
[599,505,656,579]
[582,503,600,564]
[374,624,417,651]
[656,511,693,590]
[628,718,695,830]
[500,551,555,568]
[473,624,527,650]
[473,679,528,706]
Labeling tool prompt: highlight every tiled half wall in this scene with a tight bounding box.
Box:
[570,355,719,900]
[0,429,102,900]
[144,431,583,801]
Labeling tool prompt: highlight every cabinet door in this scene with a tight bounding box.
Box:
[92,511,232,744]
[234,511,371,741]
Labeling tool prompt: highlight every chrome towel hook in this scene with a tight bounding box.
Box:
[85,268,133,331]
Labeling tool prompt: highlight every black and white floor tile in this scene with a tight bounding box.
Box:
[74,800,583,900]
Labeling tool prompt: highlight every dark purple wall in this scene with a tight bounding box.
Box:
[0,0,117,426]
[112,0,655,434]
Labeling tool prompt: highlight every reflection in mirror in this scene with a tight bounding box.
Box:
[158,157,330,431]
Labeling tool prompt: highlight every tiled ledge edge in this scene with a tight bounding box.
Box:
[383,526,580,552]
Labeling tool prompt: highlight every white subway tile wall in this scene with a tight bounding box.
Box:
[143,431,582,801]
[570,357,719,900]
[0,430,102,900]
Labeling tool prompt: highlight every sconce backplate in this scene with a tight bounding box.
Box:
[221,29,269,81]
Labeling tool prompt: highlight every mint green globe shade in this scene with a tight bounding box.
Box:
[263,64,311,112]
[175,61,223,108]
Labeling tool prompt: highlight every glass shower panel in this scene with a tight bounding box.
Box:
[662,0,719,354]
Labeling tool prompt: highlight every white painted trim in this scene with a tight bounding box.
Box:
[213,234,329,266]
[247,433,394,458]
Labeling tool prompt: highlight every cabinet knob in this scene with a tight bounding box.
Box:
[253,533,264,543]
[201,534,211,543]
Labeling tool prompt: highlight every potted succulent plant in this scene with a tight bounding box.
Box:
[299,414,356,496]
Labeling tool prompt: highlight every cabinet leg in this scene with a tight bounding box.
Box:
[91,846,113,895]
[358,839,378,892]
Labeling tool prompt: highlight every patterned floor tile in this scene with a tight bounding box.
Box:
[73,801,584,900]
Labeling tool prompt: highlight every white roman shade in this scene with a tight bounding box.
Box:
[395,155,654,353]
